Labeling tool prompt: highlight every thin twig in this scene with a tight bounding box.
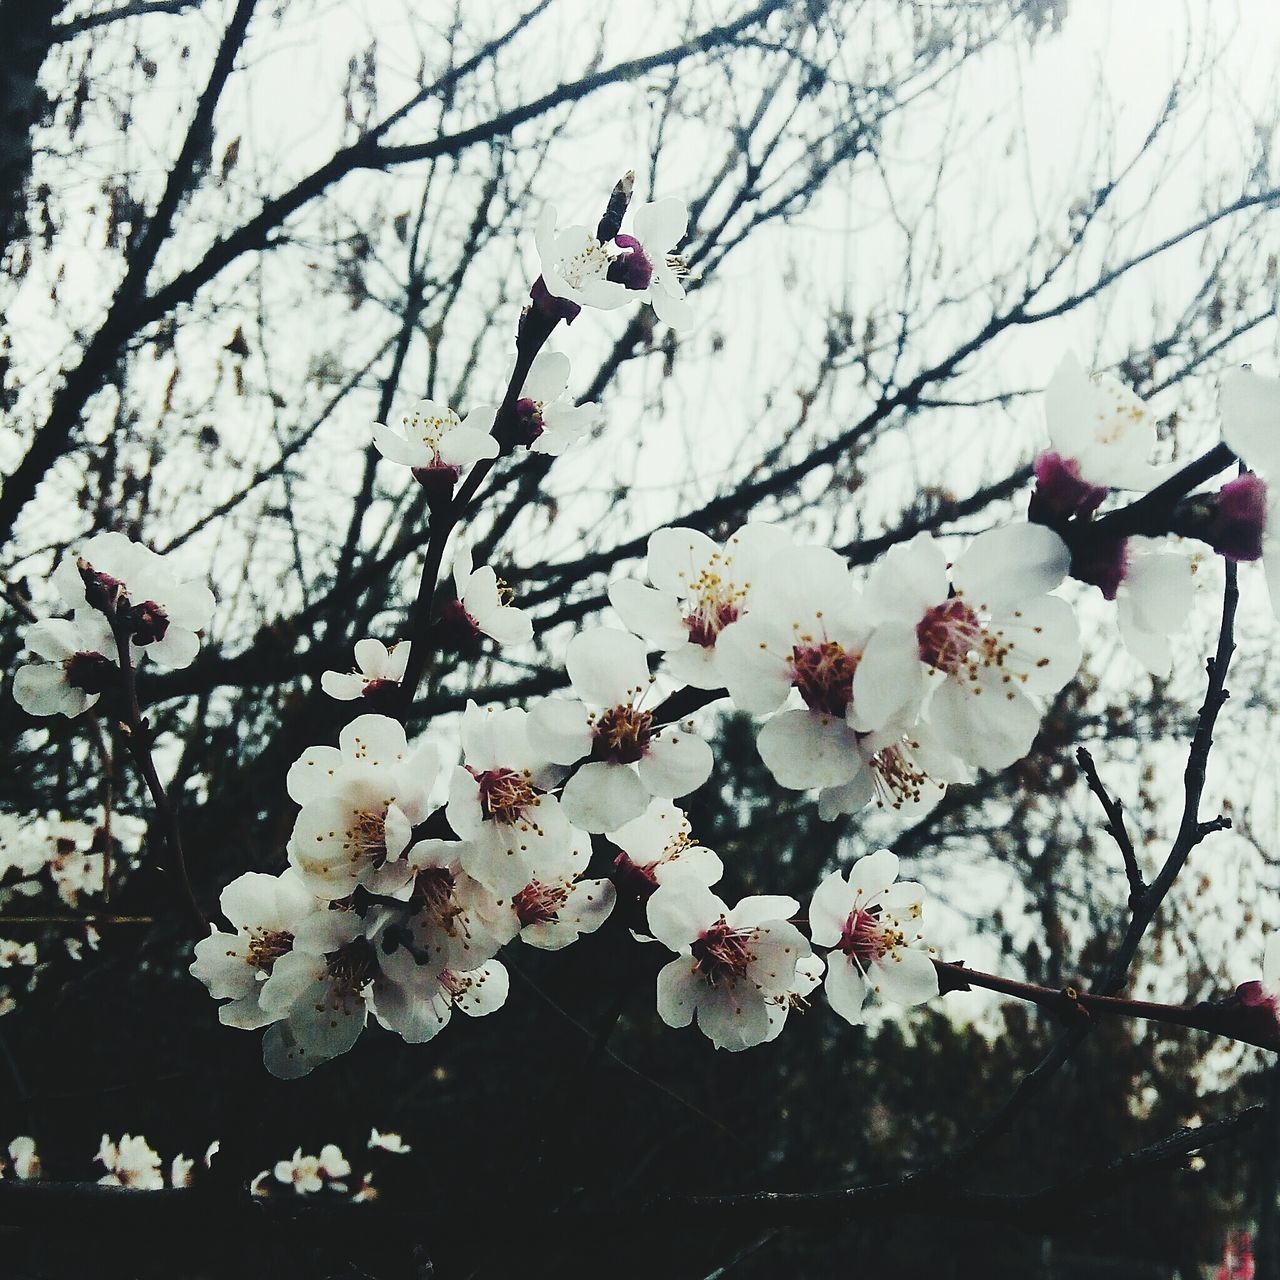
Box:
[1076,746,1144,903]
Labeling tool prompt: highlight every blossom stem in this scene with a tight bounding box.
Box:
[103,606,206,936]
[936,959,1280,1053]
[1064,441,1236,559]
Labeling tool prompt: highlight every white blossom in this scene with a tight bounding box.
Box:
[534,206,630,312]
[368,1129,410,1154]
[6,1136,40,1180]
[716,546,874,791]
[856,527,1080,771]
[372,398,497,479]
[1220,366,1280,615]
[608,198,693,329]
[809,849,938,1025]
[51,532,215,670]
[12,611,117,718]
[447,541,533,647]
[516,349,598,455]
[1044,354,1170,491]
[97,1133,164,1189]
[647,880,810,1051]
[445,701,576,897]
[273,1144,351,1194]
[527,629,713,832]
[189,868,317,1029]
[286,714,440,899]
[609,524,792,689]
[321,638,410,702]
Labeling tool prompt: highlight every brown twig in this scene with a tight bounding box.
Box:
[1076,746,1144,903]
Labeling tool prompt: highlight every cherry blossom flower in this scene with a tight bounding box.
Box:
[606,198,693,329]
[479,827,615,950]
[856,527,1079,771]
[372,398,498,504]
[647,880,810,1051]
[370,944,509,1045]
[97,1134,164,1189]
[286,714,440,898]
[5,1136,40,1180]
[258,907,375,1078]
[320,638,410,702]
[716,546,875,791]
[189,868,316,1029]
[514,349,598,454]
[534,206,630,319]
[368,1129,410,1154]
[393,844,512,977]
[527,629,713,832]
[809,849,937,1025]
[51,532,215,670]
[13,611,117,717]
[609,523,792,689]
[445,701,575,896]
[1041,354,1170,492]
[0,940,36,968]
[273,1145,351,1194]
[606,799,724,931]
[440,541,533,649]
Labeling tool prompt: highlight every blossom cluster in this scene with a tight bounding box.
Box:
[11,179,1280,1083]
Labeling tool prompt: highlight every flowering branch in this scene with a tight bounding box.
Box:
[936,961,1280,1054]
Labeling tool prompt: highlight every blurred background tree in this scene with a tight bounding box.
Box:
[1,0,1279,1276]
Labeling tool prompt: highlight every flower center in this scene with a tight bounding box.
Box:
[561,239,611,289]
[690,919,755,985]
[402,407,458,457]
[916,599,982,674]
[839,906,901,970]
[411,865,467,939]
[471,767,539,825]
[591,705,654,764]
[514,397,545,445]
[870,740,932,809]
[790,641,858,717]
[684,568,743,647]
[65,650,116,693]
[513,880,569,927]
[127,599,170,645]
[346,808,391,867]
[246,927,293,972]
[325,937,378,1000]
[607,234,653,290]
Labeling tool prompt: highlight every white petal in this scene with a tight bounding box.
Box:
[525,698,593,764]
[824,955,870,1025]
[521,349,569,403]
[656,958,701,1028]
[565,629,650,707]
[636,729,712,799]
[646,880,722,951]
[848,848,899,898]
[809,871,853,947]
[1221,366,1280,475]
[871,947,939,1007]
[757,710,861,790]
[559,761,647,833]
[608,579,687,647]
[951,525,1070,612]
[632,198,688,253]
[850,622,925,732]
